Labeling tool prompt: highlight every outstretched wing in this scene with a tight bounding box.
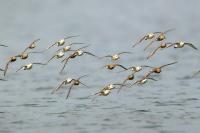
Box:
[116,64,128,70]
[32,62,47,66]
[84,51,98,57]
[118,52,132,55]
[66,84,74,99]
[16,66,24,72]
[79,81,90,88]
[4,61,11,76]
[132,36,146,47]
[99,55,112,59]
[144,40,155,51]
[147,46,161,59]
[185,43,198,50]
[64,35,80,40]
[51,81,66,94]
[160,61,178,68]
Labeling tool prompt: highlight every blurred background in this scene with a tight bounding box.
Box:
[0,0,200,133]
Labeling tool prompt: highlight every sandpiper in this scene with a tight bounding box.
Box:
[89,83,127,99]
[144,28,174,51]
[167,41,197,50]
[147,42,173,59]
[16,63,46,72]
[4,56,18,76]
[22,39,40,53]
[100,52,132,61]
[133,28,174,48]
[130,73,157,86]
[47,35,80,50]
[60,45,97,73]
[118,73,134,93]
[147,61,178,75]
[120,65,151,74]
[52,75,89,99]
[103,63,128,71]
[46,42,83,64]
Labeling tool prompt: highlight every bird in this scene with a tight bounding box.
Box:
[3,51,42,76]
[143,28,175,51]
[51,75,89,99]
[87,83,128,101]
[17,51,43,60]
[46,35,80,50]
[22,39,40,53]
[46,51,65,64]
[4,56,18,76]
[103,64,128,71]
[146,61,178,75]
[119,65,151,74]
[46,42,84,64]
[117,73,135,93]
[166,41,198,50]
[60,45,97,73]
[147,42,173,59]
[133,28,174,48]
[56,42,84,53]
[16,63,46,72]
[130,73,157,86]
[99,52,132,61]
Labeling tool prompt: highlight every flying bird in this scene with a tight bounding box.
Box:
[100,52,132,61]
[52,75,89,99]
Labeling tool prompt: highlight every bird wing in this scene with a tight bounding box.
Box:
[79,81,90,88]
[22,39,40,53]
[185,43,198,50]
[133,36,146,47]
[116,64,128,70]
[66,84,74,99]
[118,52,132,55]
[60,60,68,74]
[144,39,155,51]
[51,81,66,94]
[4,61,11,76]
[77,45,90,50]
[147,46,161,59]
[77,74,88,80]
[32,62,47,65]
[84,51,98,57]
[69,42,84,46]
[163,28,175,34]
[64,35,80,40]
[16,66,24,72]
[47,42,57,50]
[47,55,56,64]
[160,61,178,68]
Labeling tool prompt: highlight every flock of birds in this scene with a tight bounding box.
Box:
[0,29,200,100]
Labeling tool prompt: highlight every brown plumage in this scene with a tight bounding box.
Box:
[22,39,40,53]
[104,64,128,70]
[133,28,174,48]
[47,35,80,50]
[147,42,173,59]
[51,75,89,99]
[147,62,178,75]
[100,52,132,61]
[144,28,175,51]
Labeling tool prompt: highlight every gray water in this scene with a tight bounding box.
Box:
[0,0,200,133]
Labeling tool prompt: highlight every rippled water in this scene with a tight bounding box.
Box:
[0,0,200,133]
